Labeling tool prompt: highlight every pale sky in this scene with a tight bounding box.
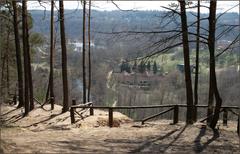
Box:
[28,1,240,13]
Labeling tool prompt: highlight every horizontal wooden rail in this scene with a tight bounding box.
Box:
[199,109,224,123]
[228,109,239,116]
[177,104,239,109]
[71,104,239,110]
[70,103,239,129]
[142,107,174,125]
[70,101,93,124]
[71,104,176,110]
[71,102,93,108]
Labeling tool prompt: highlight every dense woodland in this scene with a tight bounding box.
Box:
[0,0,239,130]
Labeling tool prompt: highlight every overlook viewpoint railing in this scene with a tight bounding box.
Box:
[69,100,239,135]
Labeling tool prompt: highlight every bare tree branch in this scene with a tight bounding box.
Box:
[111,0,137,12]
[216,3,239,21]
[161,6,180,15]
[216,33,240,57]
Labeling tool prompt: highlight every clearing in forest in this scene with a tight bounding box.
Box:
[0,104,239,153]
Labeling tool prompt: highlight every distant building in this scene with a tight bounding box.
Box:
[113,71,163,90]
[112,60,163,89]
[68,39,95,52]
[217,40,232,50]
[177,64,196,73]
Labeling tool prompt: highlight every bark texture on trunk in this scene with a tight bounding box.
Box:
[179,0,194,124]
[82,0,87,103]
[87,0,92,102]
[193,0,200,122]
[207,0,222,129]
[49,0,55,110]
[22,0,30,115]
[59,1,69,112]
[12,1,24,108]
[26,11,34,111]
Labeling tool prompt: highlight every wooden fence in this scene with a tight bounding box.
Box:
[69,101,239,135]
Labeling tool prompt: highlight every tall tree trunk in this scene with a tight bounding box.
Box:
[193,0,200,122]
[1,29,10,100]
[207,0,223,129]
[59,0,69,112]
[24,1,34,111]
[207,75,214,124]
[49,0,55,110]
[22,0,30,115]
[87,0,92,102]
[12,1,24,108]
[0,45,4,100]
[1,50,6,101]
[6,29,10,96]
[179,0,194,124]
[82,0,87,103]
[45,78,49,102]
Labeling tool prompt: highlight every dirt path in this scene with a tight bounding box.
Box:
[1,104,239,153]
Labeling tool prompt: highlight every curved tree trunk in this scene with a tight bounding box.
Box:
[207,0,222,129]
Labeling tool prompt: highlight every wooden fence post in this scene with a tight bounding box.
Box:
[70,107,75,124]
[13,95,17,105]
[237,113,239,136]
[109,107,113,127]
[90,103,94,116]
[173,105,179,124]
[72,99,76,105]
[70,100,76,124]
[90,108,94,115]
[223,109,228,126]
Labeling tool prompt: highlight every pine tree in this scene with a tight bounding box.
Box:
[179,0,194,124]
[138,61,145,73]
[49,0,55,109]
[82,0,87,103]
[12,1,24,108]
[87,0,92,102]
[59,1,69,112]
[153,61,158,74]
[132,60,137,71]
[147,61,151,71]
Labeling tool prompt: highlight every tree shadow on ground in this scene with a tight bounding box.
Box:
[48,139,116,153]
[130,129,179,153]
[0,108,19,116]
[160,124,188,153]
[2,113,23,124]
[1,138,120,153]
[9,114,25,124]
[194,125,220,153]
[23,113,63,128]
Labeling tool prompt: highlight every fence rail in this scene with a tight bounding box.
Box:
[69,101,239,136]
[141,107,175,125]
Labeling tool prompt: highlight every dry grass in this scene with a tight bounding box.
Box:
[0,103,239,153]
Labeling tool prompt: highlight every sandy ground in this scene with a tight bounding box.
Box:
[0,103,239,153]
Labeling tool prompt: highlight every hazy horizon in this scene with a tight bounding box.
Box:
[28,1,240,13]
